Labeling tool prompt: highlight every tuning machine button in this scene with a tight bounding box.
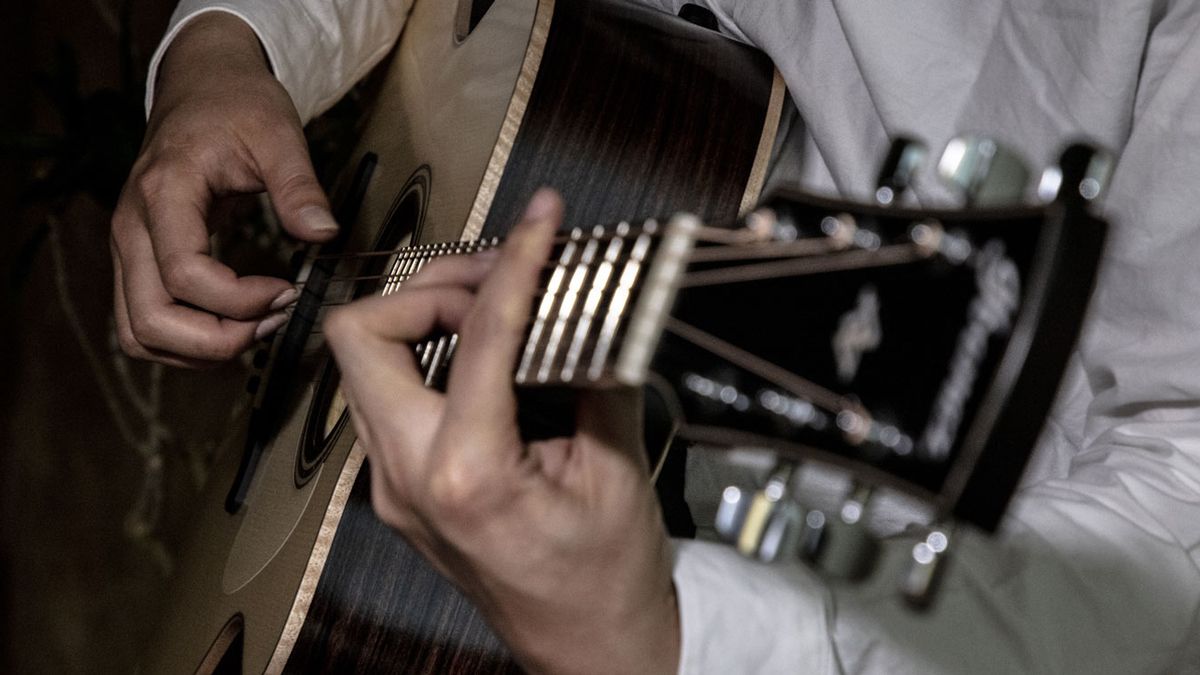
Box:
[875,137,929,206]
[938,136,1031,207]
[715,464,801,560]
[735,463,795,557]
[1037,143,1115,205]
[714,485,750,541]
[809,484,880,581]
[757,500,805,563]
[901,526,953,610]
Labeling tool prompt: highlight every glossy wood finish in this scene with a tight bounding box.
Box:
[283,465,520,673]
[141,1,780,672]
[479,0,774,237]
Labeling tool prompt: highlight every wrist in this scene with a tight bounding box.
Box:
[152,12,272,112]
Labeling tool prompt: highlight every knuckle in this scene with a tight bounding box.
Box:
[128,311,164,348]
[159,253,201,299]
[427,464,483,519]
[134,165,172,202]
[274,170,320,202]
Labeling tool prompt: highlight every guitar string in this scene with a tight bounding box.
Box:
[301,246,925,336]
[304,218,787,263]
[662,317,847,414]
[296,242,923,301]
[304,296,858,436]
[296,238,839,288]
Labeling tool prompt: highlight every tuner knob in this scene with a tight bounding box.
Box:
[714,485,750,541]
[809,484,880,580]
[937,136,1031,207]
[875,137,929,206]
[734,463,796,557]
[756,501,804,563]
[796,508,828,561]
[1037,143,1115,205]
[901,527,953,610]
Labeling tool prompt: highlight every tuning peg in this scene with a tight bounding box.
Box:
[809,484,880,580]
[875,137,929,206]
[1036,143,1115,205]
[796,508,827,561]
[714,485,750,541]
[729,463,796,557]
[900,526,953,609]
[756,500,804,563]
[937,136,1031,207]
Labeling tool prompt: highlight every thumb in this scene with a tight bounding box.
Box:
[259,129,338,242]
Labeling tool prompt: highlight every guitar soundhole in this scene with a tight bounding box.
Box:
[454,0,498,42]
[296,166,431,486]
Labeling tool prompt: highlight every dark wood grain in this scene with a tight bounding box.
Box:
[481,0,773,237]
[284,1,775,671]
[283,463,520,673]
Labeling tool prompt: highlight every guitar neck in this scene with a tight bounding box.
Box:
[396,215,699,390]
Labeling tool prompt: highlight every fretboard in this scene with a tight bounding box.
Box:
[388,216,699,390]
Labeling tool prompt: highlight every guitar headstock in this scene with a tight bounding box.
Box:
[635,139,1108,602]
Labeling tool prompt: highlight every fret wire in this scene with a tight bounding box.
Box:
[312,231,636,261]
[389,246,417,296]
[518,229,581,383]
[419,337,436,370]
[537,230,601,383]
[562,224,627,381]
[423,335,450,386]
[590,228,653,381]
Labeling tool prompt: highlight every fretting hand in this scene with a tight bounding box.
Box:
[324,189,681,675]
[111,13,336,366]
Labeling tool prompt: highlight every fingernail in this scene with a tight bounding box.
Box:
[269,287,300,311]
[255,312,289,341]
[522,188,559,222]
[300,206,339,235]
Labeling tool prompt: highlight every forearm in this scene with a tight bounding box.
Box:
[147,0,414,122]
[150,13,270,126]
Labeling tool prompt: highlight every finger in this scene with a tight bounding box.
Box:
[441,189,563,449]
[325,286,475,453]
[402,250,499,292]
[116,216,282,361]
[111,237,221,368]
[134,168,298,320]
[256,123,339,243]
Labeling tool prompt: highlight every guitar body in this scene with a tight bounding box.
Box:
[142,1,783,672]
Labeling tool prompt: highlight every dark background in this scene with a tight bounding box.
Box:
[0,2,303,672]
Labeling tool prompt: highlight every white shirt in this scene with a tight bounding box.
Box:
[149,2,1200,672]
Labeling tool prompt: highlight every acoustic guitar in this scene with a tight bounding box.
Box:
[140,0,1108,672]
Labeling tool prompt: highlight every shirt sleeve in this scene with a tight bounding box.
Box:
[662,1,1200,673]
[145,0,413,123]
